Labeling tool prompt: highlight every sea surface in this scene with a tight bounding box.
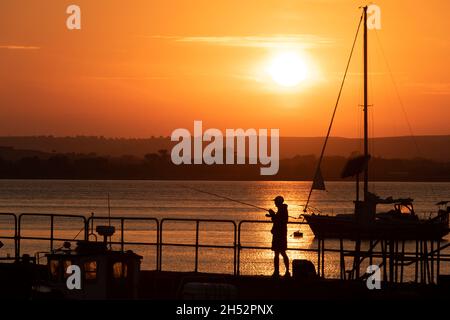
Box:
[0,180,448,279]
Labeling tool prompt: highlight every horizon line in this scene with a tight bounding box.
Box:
[0,134,449,140]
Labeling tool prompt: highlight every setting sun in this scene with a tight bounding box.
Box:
[267,52,309,87]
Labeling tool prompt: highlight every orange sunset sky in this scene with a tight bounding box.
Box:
[0,0,449,138]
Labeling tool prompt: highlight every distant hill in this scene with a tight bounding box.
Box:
[281,136,450,161]
[0,146,50,161]
[1,147,449,181]
[0,135,449,161]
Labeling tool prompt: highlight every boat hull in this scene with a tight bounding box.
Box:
[303,214,449,240]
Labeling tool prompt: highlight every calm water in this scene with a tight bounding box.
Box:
[0,180,448,279]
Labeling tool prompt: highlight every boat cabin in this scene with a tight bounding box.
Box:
[377,199,418,221]
[41,227,142,299]
[394,201,415,217]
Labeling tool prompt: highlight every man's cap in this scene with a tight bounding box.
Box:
[273,196,284,204]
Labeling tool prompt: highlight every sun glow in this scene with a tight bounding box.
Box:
[267,52,309,87]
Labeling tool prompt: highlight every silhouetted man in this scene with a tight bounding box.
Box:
[266,195,290,278]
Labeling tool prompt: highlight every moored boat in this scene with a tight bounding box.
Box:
[302,7,450,240]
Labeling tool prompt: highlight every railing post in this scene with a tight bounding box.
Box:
[91,215,94,235]
[317,237,321,277]
[50,215,54,252]
[121,218,125,252]
[429,240,433,284]
[14,214,19,260]
[321,238,325,277]
[400,240,405,283]
[420,240,424,283]
[415,239,419,282]
[339,238,344,280]
[159,219,164,271]
[237,222,242,276]
[389,239,394,283]
[394,240,399,283]
[233,223,237,276]
[437,239,441,282]
[194,220,200,272]
[17,215,22,258]
[156,219,160,271]
[84,217,89,241]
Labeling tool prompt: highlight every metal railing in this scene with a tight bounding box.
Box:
[237,220,320,276]
[159,218,237,274]
[0,213,18,259]
[0,212,449,284]
[17,213,87,257]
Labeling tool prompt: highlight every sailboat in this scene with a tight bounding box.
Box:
[302,6,450,240]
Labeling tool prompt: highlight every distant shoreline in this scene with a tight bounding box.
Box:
[1,178,450,183]
[2,141,450,181]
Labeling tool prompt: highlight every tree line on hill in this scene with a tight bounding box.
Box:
[0,148,450,181]
[1,135,450,161]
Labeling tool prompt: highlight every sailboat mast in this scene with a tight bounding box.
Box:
[363,6,369,202]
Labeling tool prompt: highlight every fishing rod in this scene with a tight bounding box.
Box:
[183,185,301,219]
[183,186,269,212]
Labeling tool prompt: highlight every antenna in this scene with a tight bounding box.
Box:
[107,192,111,227]
[95,193,115,249]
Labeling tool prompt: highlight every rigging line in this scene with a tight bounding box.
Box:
[304,12,364,212]
[374,30,439,199]
[374,29,422,157]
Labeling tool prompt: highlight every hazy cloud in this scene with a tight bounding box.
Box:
[148,35,334,49]
[88,76,169,80]
[0,45,40,50]
[408,83,450,95]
